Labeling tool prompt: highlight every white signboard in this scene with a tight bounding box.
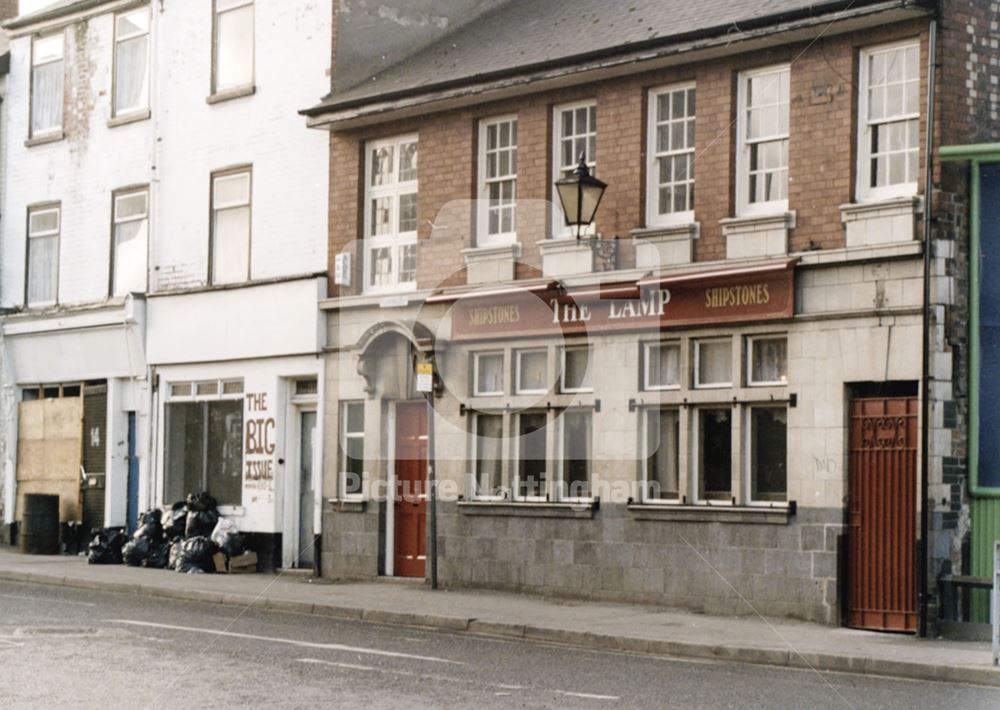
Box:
[416,362,433,393]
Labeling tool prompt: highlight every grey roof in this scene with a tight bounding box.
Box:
[4,0,104,30]
[308,0,919,115]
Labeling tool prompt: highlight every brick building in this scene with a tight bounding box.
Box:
[306,0,992,632]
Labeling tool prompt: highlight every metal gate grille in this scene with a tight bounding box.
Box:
[847,397,918,633]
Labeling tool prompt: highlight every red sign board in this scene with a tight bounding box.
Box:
[449,262,795,341]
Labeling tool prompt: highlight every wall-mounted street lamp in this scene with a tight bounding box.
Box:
[555,154,608,240]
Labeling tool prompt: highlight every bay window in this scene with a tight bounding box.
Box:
[737,66,790,215]
[552,102,596,236]
[211,168,252,285]
[26,204,60,306]
[339,401,364,498]
[858,42,920,200]
[643,407,680,501]
[113,7,150,117]
[111,188,149,297]
[478,116,518,245]
[364,135,418,292]
[647,83,696,226]
[31,33,64,138]
[213,0,254,94]
[748,406,788,502]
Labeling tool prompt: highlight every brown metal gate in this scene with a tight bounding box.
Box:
[847,396,918,633]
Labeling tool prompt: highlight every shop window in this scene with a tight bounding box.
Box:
[196,381,219,396]
[26,204,60,306]
[559,346,592,393]
[647,83,696,226]
[339,401,364,498]
[698,408,732,501]
[737,65,790,215]
[643,341,680,390]
[559,409,592,500]
[478,115,518,246]
[643,407,680,501]
[293,379,318,397]
[552,101,596,237]
[858,42,919,201]
[113,7,150,117]
[213,0,254,94]
[364,135,418,292]
[515,411,547,500]
[111,188,149,297]
[472,351,504,396]
[222,379,245,395]
[515,349,548,395]
[471,413,504,499]
[211,168,252,285]
[31,33,64,138]
[694,338,732,388]
[165,398,243,506]
[749,406,788,502]
[748,335,788,386]
[170,382,192,398]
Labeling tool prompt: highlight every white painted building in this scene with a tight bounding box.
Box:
[0,0,330,568]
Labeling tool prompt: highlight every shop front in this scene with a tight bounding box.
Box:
[323,257,924,625]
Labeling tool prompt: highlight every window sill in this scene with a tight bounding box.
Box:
[840,196,922,249]
[25,131,64,148]
[720,212,795,260]
[463,242,521,285]
[627,503,794,525]
[108,109,151,128]
[206,85,257,105]
[539,238,595,278]
[458,499,598,518]
[324,498,366,513]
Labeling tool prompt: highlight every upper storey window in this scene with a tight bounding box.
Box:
[211,168,252,285]
[27,204,60,307]
[552,101,596,237]
[31,33,64,138]
[213,0,254,94]
[364,135,418,293]
[478,116,518,247]
[737,65,789,216]
[647,84,695,227]
[858,42,920,201]
[113,7,151,117]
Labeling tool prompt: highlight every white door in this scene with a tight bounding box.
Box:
[296,410,317,568]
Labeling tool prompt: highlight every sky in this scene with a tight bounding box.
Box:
[18,0,52,15]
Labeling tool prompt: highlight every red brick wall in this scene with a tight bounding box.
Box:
[327,19,931,297]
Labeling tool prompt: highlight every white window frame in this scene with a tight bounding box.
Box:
[646,82,696,227]
[210,167,252,285]
[477,115,518,247]
[556,408,594,503]
[26,204,60,307]
[212,0,255,94]
[339,400,365,500]
[551,100,597,238]
[30,32,65,138]
[747,335,788,387]
[363,134,418,294]
[513,409,549,502]
[856,40,921,202]
[111,187,150,297]
[642,340,681,391]
[469,411,506,501]
[559,345,593,394]
[165,378,244,401]
[693,338,733,389]
[472,351,505,396]
[113,6,151,118]
[736,65,790,217]
[744,404,788,505]
[641,406,682,504]
[515,348,549,395]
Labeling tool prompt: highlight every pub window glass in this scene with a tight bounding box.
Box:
[560,346,592,393]
[560,409,592,500]
[473,352,504,396]
[473,413,504,498]
[340,401,364,498]
[516,349,548,394]
[644,407,680,500]
[516,411,548,499]
[750,406,787,502]
[749,336,788,386]
[643,341,680,390]
[695,338,732,388]
[698,408,732,501]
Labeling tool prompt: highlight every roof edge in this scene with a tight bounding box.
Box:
[3,0,140,33]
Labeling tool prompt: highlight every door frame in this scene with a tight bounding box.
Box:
[384,400,429,578]
[283,396,318,569]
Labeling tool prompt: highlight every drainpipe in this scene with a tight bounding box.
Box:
[919,17,938,639]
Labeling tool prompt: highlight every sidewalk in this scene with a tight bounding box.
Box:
[1,547,997,687]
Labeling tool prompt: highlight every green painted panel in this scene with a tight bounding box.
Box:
[970,497,1000,621]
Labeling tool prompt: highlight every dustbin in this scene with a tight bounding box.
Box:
[20,494,60,555]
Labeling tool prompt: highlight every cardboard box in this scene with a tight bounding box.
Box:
[212,552,228,573]
[228,551,258,574]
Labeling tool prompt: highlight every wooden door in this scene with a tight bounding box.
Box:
[847,396,918,633]
[393,401,427,577]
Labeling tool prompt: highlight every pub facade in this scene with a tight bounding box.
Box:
[306,0,987,630]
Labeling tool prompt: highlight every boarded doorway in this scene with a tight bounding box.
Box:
[16,395,84,525]
[847,396,918,633]
[393,401,427,578]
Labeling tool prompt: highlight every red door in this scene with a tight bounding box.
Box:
[393,401,427,577]
[847,397,918,633]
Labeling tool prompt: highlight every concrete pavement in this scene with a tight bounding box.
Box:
[0,547,997,688]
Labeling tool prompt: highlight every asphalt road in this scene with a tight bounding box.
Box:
[0,580,997,710]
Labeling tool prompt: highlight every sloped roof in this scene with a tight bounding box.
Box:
[4,0,107,31]
[307,0,926,116]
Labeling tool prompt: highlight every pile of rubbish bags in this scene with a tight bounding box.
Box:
[87,491,247,574]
